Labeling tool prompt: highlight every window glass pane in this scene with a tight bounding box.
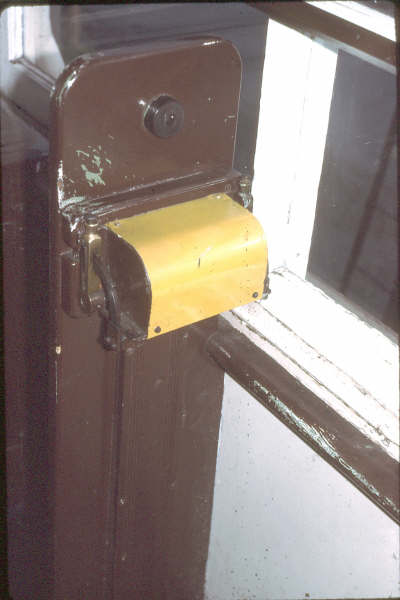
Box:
[306,50,397,334]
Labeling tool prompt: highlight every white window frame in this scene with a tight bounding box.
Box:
[0,6,62,128]
[225,11,399,462]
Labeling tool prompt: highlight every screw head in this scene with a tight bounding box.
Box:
[154,326,161,334]
[104,336,117,351]
[252,292,258,298]
[85,214,99,228]
[144,95,184,139]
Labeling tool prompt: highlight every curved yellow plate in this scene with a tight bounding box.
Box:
[107,193,267,338]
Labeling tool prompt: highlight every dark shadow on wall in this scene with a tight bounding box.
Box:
[307,50,398,334]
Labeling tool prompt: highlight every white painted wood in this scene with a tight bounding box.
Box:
[252,19,337,278]
[250,15,398,463]
[0,8,53,127]
[223,270,399,461]
[6,7,23,62]
[284,42,337,277]
[252,20,315,273]
[22,7,64,80]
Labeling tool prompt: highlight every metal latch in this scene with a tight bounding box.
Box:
[54,36,269,350]
[77,192,267,350]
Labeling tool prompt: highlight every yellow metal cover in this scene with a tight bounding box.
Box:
[106,193,267,338]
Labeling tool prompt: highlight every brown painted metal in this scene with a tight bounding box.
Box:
[51,37,241,214]
[4,13,269,591]
[3,8,269,597]
[3,34,241,598]
[47,4,268,178]
[46,312,223,600]
[202,316,400,525]
[46,37,239,600]
[2,98,50,600]
[110,320,223,600]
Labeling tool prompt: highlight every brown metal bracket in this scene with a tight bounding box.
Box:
[92,252,147,351]
[238,175,253,210]
[79,215,103,313]
[77,216,147,350]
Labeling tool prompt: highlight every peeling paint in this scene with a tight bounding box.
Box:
[251,379,399,515]
[61,196,86,210]
[338,457,379,497]
[234,310,398,457]
[75,146,112,188]
[92,154,102,168]
[384,496,400,514]
[255,383,340,459]
[81,164,105,187]
[59,148,110,207]
[57,160,64,205]
[76,150,90,158]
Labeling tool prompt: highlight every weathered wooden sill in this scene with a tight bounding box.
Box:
[198,316,399,525]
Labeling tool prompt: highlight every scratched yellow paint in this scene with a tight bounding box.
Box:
[106,193,267,338]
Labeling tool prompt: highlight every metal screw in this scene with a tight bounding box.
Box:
[85,214,99,229]
[252,292,258,298]
[154,326,161,334]
[239,176,253,210]
[144,95,184,138]
[104,336,117,351]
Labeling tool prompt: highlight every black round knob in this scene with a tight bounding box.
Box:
[144,95,184,139]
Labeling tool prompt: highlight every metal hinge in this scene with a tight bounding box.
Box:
[78,215,145,351]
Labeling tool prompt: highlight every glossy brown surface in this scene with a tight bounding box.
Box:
[46,37,238,599]
[111,322,224,599]
[52,37,241,213]
[4,35,239,598]
[2,99,50,600]
[48,314,223,599]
